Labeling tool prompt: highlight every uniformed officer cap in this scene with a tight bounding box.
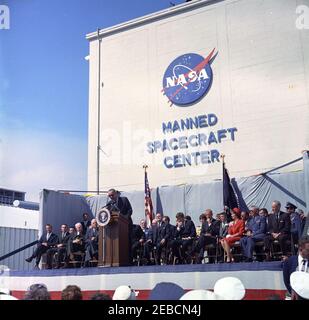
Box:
[285,202,297,210]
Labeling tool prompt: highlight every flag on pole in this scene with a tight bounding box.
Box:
[222,158,239,210]
[144,166,154,227]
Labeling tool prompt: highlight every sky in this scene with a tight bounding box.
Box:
[0,0,188,201]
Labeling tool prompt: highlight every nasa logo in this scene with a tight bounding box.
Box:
[162,48,217,106]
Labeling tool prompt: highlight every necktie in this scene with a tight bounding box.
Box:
[62,233,64,240]
[301,260,307,272]
[47,233,50,241]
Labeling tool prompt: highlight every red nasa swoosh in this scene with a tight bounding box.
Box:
[162,48,216,103]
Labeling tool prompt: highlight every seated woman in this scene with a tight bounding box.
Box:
[220,208,245,263]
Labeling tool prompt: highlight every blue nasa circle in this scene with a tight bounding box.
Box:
[163,53,213,106]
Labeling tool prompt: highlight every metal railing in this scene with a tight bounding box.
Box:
[0,240,39,262]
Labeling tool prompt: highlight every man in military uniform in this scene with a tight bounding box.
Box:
[286,202,302,247]
[240,209,267,262]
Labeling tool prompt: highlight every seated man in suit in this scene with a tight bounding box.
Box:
[46,224,71,269]
[156,215,174,265]
[217,212,229,262]
[131,221,145,263]
[283,236,309,295]
[83,219,99,267]
[240,209,267,262]
[264,200,291,261]
[26,224,59,268]
[67,222,85,263]
[190,209,219,264]
[143,219,158,265]
[170,212,196,263]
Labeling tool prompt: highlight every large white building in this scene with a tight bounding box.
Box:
[86,0,309,192]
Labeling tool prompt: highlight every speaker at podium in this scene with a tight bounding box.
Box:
[96,208,129,267]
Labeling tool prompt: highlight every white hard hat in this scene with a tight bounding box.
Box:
[180,289,216,300]
[113,285,136,300]
[214,277,245,300]
[290,271,309,300]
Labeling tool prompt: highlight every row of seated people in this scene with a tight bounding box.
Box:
[132,200,307,265]
[26,214,99,269]
[26,201,307,268]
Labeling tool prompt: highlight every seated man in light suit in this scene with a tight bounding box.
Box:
[26,224,59,269]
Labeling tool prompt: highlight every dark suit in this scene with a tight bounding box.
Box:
[283,255,299,293]
[131,224,145,260]
[30,232,59,266]
[109,196,133,223]
[191,218,219,263]
[219,221,229,238]
[108,196,133,264]
[46,231,70,268]
[156,222,174,263]
[264,211,291,256]
[67,232,85,257]
[143,225,157,263]
[81,220,91,235]
[84,227,99,265]
[171,220,196,261]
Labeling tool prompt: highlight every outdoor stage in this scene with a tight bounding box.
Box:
[7,261,286,300]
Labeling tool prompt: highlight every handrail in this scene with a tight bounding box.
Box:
[0,240,39,261]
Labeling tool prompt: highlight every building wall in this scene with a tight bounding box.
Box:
[0,227,38,271]
[87,0,309,192]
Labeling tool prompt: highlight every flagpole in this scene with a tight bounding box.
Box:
[220,154,225,211]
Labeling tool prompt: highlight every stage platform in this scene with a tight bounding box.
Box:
[6,261,286,300]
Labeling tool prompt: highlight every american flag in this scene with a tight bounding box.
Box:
[144,169,154,227]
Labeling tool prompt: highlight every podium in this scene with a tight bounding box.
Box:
[98,211,129,267]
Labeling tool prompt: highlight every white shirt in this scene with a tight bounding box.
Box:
[298,254,308,272]
[46,233,50,241]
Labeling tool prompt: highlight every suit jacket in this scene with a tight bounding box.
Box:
[80,220,91,235]
[283,255,298,293]
[250,216,267,237]
[219,221,229,238]
[228,219,245,237]
[132,224,144,243]
[70,232,85,245]
[290,213,302,239]
[85,227,99,243]
[58,232,71,246]
[267,211,291,235]
[146,225,158,244]
[38,232,59,248]
[159,223,174,241]
[201,218,220,237]
[110,196,133,224]
[175,220,196,239]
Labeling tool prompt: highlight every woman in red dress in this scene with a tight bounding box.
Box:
[220,208,245,262]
